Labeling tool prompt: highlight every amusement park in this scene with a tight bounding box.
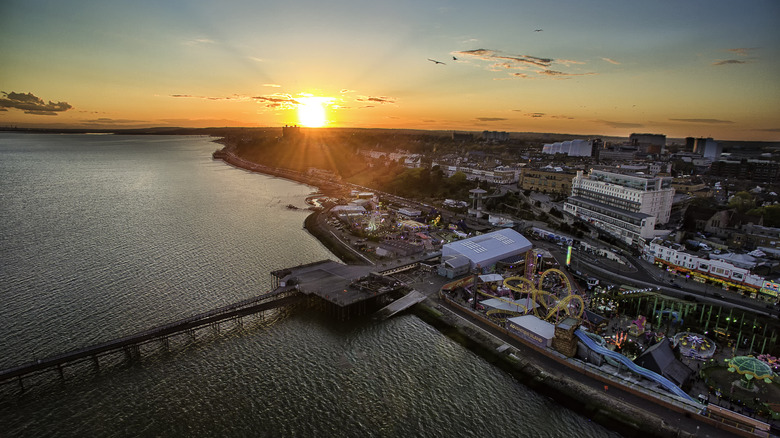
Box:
[436,229,780,436]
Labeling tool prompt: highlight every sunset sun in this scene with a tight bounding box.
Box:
[296,96,330,128]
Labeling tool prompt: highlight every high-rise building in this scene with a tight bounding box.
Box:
[564,169,675,246]
[692,137,721,161]
[629,133,666,155]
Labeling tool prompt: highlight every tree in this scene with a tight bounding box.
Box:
[728,191,756,213]
[748,204,780,227]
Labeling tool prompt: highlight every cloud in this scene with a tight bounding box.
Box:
[597,120,643,128]
[475,117,507,122]
[340,89,356,94]
[248,56,265,63]
[83,117,147,125]
[601,57,620,65]
[263,83,281,88]
[356,96,395,104]
[727,48,757,56]
[669,118,734,124]
[170,93,248,101]
[538,70,596,78]
[184,38,215,46]
[0,91,72,115]
[713,59,748,66]
[252,94,300,108]
[454,48,593,79]
[755,128,780,132]
[713,48,758,66]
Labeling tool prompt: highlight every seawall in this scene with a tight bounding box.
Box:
[410,301,694,438]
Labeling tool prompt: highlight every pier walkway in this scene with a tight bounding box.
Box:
[375,290,426,319]
[0,287,300,390]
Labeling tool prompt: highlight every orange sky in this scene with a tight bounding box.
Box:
[2,1,779,141]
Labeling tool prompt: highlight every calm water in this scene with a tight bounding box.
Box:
[0,133,618,437]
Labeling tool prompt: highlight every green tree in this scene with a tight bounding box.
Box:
[728,191,756,213]
[748,204,780,227]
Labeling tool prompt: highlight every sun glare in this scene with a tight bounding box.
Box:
[297,96,330,128]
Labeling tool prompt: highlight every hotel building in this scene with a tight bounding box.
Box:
[564,169,675,246]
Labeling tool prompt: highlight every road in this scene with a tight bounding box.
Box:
[530,235,778,318]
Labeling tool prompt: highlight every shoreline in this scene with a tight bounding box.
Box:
[212,148,754,438]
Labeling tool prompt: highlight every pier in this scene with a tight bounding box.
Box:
[2,259,426,391]
[0,287,300,391]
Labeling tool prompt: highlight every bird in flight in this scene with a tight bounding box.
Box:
[534,29,543,32]
[452,56,458,61]
[428,58,446,65]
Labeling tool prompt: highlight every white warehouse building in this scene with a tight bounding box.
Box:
[438,228,532,278]
[542,139,592,157]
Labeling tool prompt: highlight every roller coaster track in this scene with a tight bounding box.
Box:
[502,269,583,323]
[574,329,699,405]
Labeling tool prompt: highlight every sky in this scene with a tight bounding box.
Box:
[1,0,779,141]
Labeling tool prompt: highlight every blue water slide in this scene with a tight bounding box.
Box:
[574,329,698,404]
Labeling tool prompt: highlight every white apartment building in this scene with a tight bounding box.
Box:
[434,163,518,184]
[564,169,675,246]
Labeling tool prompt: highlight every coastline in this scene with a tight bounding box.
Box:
[211,147,748,438]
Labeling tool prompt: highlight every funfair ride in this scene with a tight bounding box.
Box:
[504,268,584,324]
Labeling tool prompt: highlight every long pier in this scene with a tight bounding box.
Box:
[2,258,429,392]
[0,287,301,391]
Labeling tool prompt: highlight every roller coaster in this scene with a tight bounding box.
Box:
[502,268,584,323]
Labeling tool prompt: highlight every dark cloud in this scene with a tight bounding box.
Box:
[475,117,507,122]
[669,118,734,124]
[712,59,747,66]
[597,120,643,128]
[356,96,395,104]
[530,113,545,118]
[754,128,780,132]
[252,95,299,104]
[0,91,72,115]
